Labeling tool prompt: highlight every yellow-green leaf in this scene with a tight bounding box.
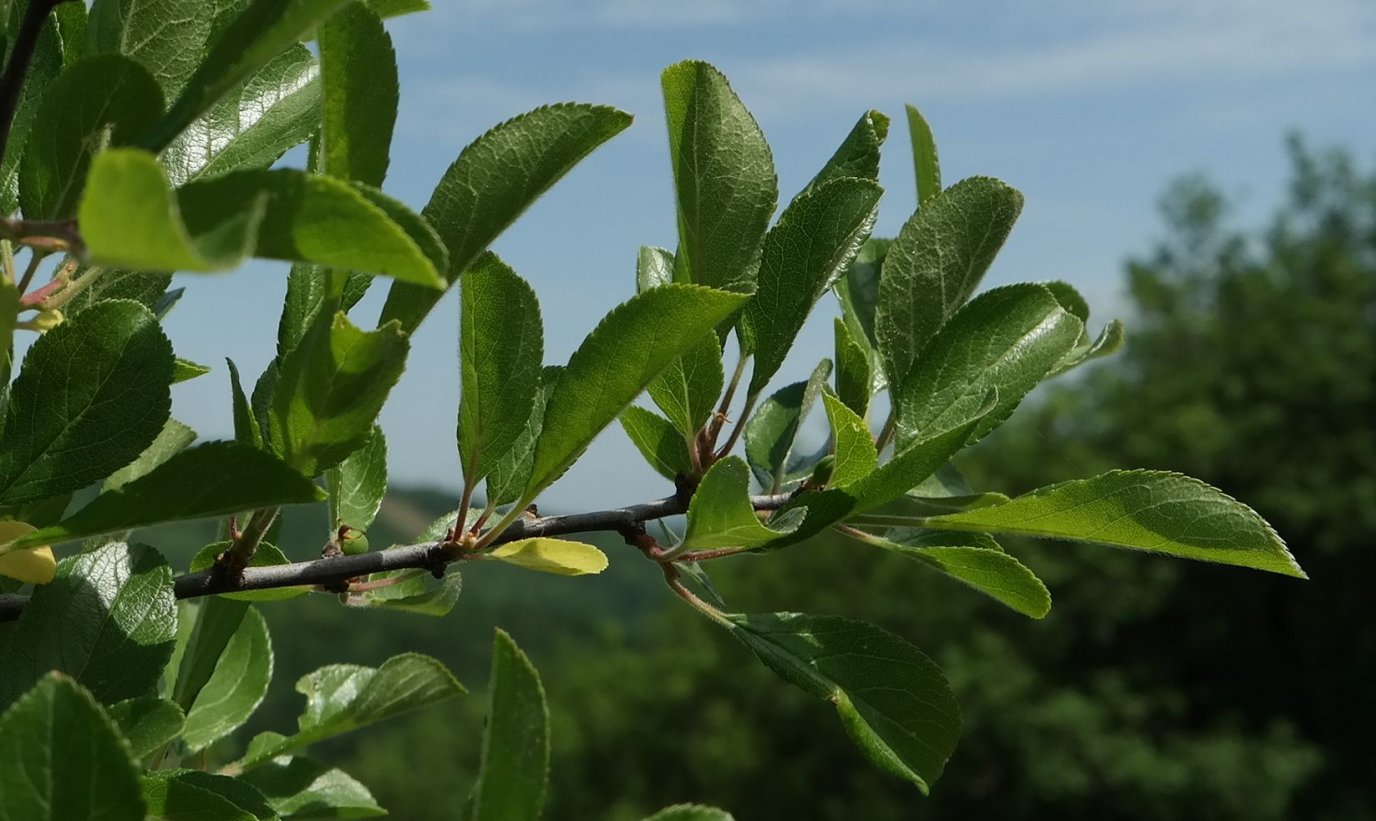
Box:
[486,538,608,576]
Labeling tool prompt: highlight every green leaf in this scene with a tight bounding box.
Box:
[53,1,88,67]
[172,358,212,383]
[0,543,175,706]
[108,697,185,759]
[524,285,747,501]
[142,0,353,152]
[1052,318,1126,377]
[875,176,1024,392]
[0,299,172,507]
[87,0,246,99]
[104,418,197,493]
[0,280,17,384]
[367,0,428,18]
[19,54,163,220]
[162,45,322,185]
[662,60,777,294]
[0,2,63,214]
[905,104,941,208]
[924,470,1307,578]
[644,806,736,821]
[327,425,387,537]
[345,568,462,617]
[8,442,325,552]
[78,148,265,271]
[846,405,992,515]
[743,360,832,491]
[804,109,889,193]
[318,1,396,187]
[833,316,872,418]
[380,103,632,332]
[636,245,674,292]
[728,613,960,793]
[60,266,171,318]
[469,631,549,821]
[743,177,882,395]
[486,538,608,576]
[486,366,560,507]
[682,457,797,550]
[239,653,465,769]
[620,405,693,481]
[172,597,248,713]
[142,770,275,821]
[894,284,1083,449]
[459,254,543,485]
[189,541,307,602]
[821,391,877,488]
[228,359,263,448]
[268,310,408,477]
[239,756,384,818]
[853,528,1051,618]
[181,605,272,751]
[648,333,723,437]
[835,236,887,353]
[0,674,145,820]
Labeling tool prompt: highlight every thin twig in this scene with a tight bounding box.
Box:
[0,493,794,621]
[0,0,76,169]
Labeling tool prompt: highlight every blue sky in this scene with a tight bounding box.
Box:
[161,0,1376,512]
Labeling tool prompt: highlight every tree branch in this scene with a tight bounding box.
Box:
[0,493,793,621]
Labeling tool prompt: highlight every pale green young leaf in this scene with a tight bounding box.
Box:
[381,103,632,332]
[141,0,353,152]
[524,285,747,501]
[648,333,723,437]
[8,443,325,552]
[662,60,777,293]
[925,470,1307,578]
[728,613,960,793]
[162,45,321,185]
[318,1,396,187]
[821,391,877,488]
[875,176,1024,392]
[177,169,445,286]
[103,419,196,492]
[239,756,384,818]
[894,284,1082,449]
[486,366,560,507]
[269,311,408,477]
[78,149,265,272]
[743,177,882,395]
[486,538,608,576]
[19,54,163,220]
[619,405,693,481]
[636,245,674,292]
[141,770,274,821]
[833,317,872,418]
[0,543,175,706]
[470,631,549,821]
[905,103,941,208]
[87,0,247,98]
[682,457,796,551]
[460,254,543,484]
[107,697,185,759]
[853,529,1051,618]
[644,806,736,821]
[327,425,387,537]
[182,605,272,751]
[0,300,172,507]
[743,360,832,491]
[237,653,466,769]
[0,674,145,820]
